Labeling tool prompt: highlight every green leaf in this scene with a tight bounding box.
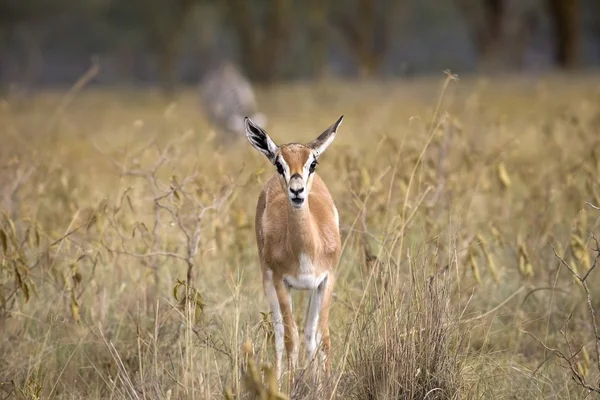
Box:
[14,267,29,302]
[6,217,16,239]
[22,282,30,302]
[126,195,135,212]
[0,230,7,253]
[26,226,33,248]
[70,292,80,323]
[173,280,183,301]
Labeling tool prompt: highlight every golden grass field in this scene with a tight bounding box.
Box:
[1,71,600,399]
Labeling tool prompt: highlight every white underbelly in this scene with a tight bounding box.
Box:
[283,272,328,290]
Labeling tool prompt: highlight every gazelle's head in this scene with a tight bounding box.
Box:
[245,116,343,209]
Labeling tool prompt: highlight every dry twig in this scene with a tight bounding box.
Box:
[524,230,600,394]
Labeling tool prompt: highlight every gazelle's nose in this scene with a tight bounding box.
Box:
[290,186,304,196]
[289,174,304,196]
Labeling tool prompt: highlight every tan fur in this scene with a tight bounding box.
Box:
[256,171,340,274]
[254,147,341,382]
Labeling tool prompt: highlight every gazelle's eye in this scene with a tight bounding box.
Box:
[275,161,284,175]
[309,160,318,174]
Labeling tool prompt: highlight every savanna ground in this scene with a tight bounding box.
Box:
[1,70,600,400]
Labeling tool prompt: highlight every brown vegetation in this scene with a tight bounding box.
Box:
[1,72,600,399]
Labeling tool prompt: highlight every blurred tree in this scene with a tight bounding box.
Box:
[332,0,393,77]
[0,0,104,90]
[307,0,328,79]
[143,0,200,96]
[225,0,292,82]
[455,0,504,62]
[547,0,580,68]
[454,0,538,70]
[0,0,56,26]
[0,0,43,88]
[107,0,200,97]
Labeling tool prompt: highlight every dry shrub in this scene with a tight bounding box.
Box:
[345,262,465,400]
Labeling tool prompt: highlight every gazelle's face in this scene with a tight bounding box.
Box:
[245,116,344,210]
[272,144,317,208]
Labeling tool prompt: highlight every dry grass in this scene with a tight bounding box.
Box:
[1,71,600,399]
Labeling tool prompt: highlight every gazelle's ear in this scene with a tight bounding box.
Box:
[307,115,343,157]
[245,117,279,163]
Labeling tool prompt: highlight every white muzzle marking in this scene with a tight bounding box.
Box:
[288,175,306,208]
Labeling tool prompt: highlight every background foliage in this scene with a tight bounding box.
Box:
[0,0,599,93]
[2,1,600,399]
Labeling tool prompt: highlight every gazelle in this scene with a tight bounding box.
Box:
[244,116,343,385]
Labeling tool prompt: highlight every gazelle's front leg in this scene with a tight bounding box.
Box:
[265,271,299,386]
[303,275,328,375]
[264,271,285,381]
[284,280,300,376]
[318,272,335,378]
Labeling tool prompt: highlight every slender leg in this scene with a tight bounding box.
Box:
[304,275,327,376]
[264,271,284,382]
[273,276,298,390]
[318,273,335,378]
[285,281,299,377]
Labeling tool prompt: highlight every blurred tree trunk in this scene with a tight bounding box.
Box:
[144,0,197,98]
[115,43,135,83]
[262,0,291,80]
[547,0,580,68]
[17,25,43,93]
[333,0,391,78]
[226,0,259,78]
[226,0,292,82]
[0,31,5,92]
[356,0,378,77]
[455,0,537,70]
[156,36,179,98]
[455,0,505,67]
[308,0,328,79]
[479,0,504,60]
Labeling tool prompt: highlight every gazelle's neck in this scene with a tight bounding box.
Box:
[286,202,317,256]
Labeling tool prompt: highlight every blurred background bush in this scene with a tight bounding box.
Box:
[0,0,597,95]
